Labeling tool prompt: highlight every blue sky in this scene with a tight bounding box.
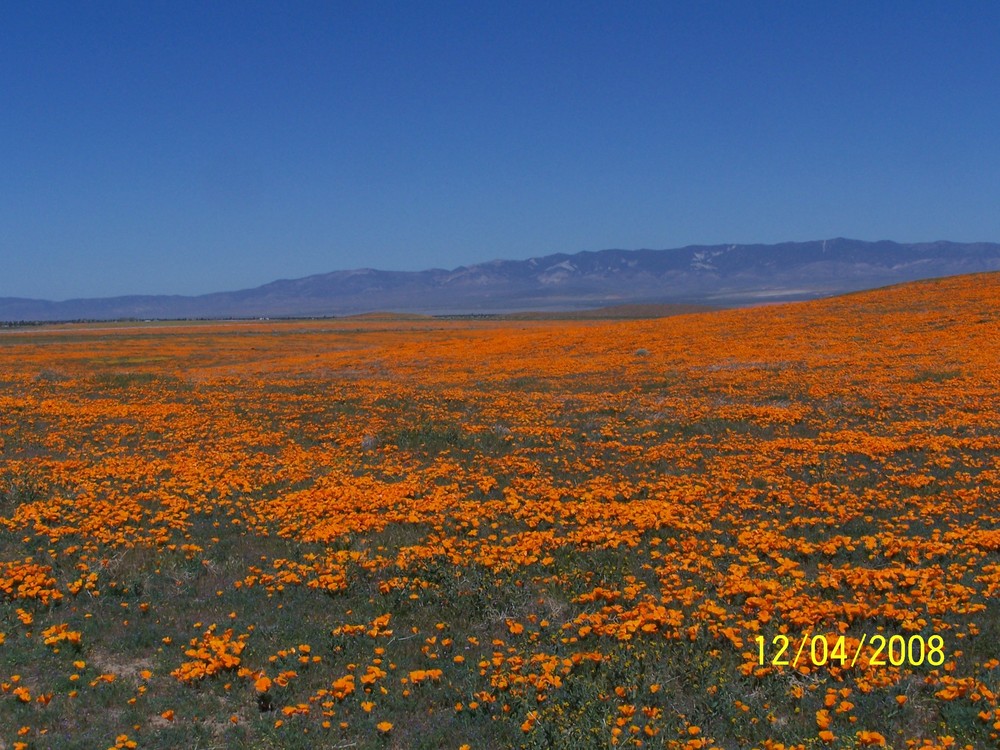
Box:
[3,2,999,300]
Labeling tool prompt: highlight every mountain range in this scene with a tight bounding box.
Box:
[4,238,1000,322]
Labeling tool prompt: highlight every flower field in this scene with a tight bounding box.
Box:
[1,273,998,749]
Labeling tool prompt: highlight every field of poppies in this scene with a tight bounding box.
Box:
[1,272,998,749]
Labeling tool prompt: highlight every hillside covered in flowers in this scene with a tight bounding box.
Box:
[1,273,998,749]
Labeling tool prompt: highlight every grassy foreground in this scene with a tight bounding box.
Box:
[1,274,998,749]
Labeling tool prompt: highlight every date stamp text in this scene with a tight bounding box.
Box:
[755,633,945,668]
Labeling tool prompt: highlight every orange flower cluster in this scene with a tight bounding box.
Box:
[0,559,63,605]
[170,625,250,684]
[40,623,81,650]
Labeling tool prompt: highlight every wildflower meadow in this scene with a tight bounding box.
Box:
[1,273,998,749]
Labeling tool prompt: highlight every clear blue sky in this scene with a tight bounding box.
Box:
[3,1,999,300]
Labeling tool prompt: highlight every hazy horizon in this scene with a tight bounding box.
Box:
[10,235,999,303]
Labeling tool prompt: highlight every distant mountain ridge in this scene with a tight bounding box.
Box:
[4,238,1000,322]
